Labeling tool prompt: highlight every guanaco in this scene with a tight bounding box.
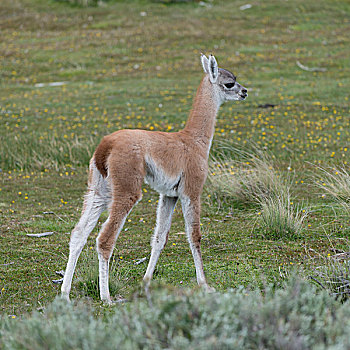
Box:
[61,54,248,302]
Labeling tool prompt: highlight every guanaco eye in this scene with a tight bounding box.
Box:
[224,83,235,89]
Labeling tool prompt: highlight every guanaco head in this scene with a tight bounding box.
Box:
[201,54,248,103]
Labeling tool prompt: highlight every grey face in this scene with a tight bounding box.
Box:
[216,68,248,101]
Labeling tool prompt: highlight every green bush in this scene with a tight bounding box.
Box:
[1,277,350,349]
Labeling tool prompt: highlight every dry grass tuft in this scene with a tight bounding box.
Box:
[258,192,308,240]
[208,144,308,240]
[208,146,286,206]
[74,248,129,300]
[315,166,350,212]
[1,133,96,171]
[308,239,350,302]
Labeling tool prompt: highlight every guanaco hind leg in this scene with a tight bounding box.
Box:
[143,194,178,284]
[61,164,107,300]
[96,193,141,303]
[95,151,144,303]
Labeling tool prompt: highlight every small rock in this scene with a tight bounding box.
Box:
[134,257,147,265]
[240,4,252,10]
[52,278,64,284]
[26,232,54,238]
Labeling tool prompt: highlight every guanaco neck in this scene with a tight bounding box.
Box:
[182,75,221,155]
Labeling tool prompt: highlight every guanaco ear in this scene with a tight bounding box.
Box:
[208,54,218,83]
[201,53,209,74]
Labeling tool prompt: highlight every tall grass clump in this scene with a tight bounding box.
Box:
[208,146,286,206]
[1,277,350,349]
[309,241,350,302]
[208,144,308,240]
[258,192,308,240]
[1,133,96,171]
[74,248,129,300]
[315,165,350,213]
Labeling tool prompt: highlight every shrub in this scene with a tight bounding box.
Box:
[1,277,350,349]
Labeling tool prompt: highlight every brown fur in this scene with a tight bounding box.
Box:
[62,56,247,301]
[94,136,114,178]
[96,76,214,191]
[94,76,217,260]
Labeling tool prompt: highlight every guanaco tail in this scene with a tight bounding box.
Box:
[61,54,248,303]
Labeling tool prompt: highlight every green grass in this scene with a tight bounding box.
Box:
[1,0,350,320]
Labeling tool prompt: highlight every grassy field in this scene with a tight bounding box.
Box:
[1,0,350,317]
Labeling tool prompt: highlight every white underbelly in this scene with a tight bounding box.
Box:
[144,157,182,197]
